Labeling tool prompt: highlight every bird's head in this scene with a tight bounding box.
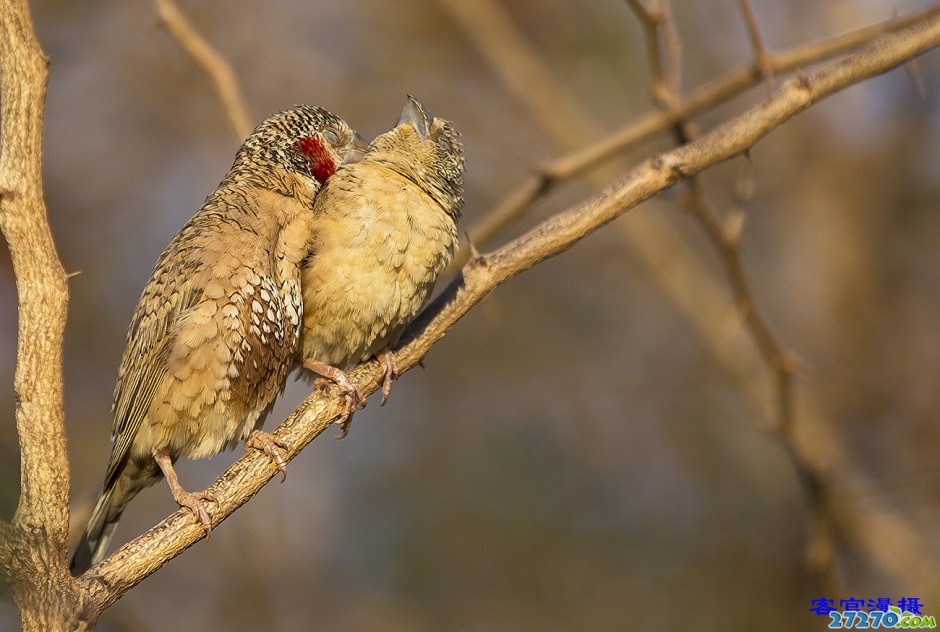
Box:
[229,105,366,197]
[368,96,465,221]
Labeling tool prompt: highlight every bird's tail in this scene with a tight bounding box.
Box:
[70,458,158,575]
[70,485,122,575]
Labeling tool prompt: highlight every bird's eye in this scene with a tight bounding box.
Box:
[323,128,341,145]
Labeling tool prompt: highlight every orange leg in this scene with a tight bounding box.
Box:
[152,447,217,535]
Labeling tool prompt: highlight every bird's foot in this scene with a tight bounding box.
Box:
[247,430,288,482]
[376,348,399,406]
[172,488,218,536]
[153,447,217,536]
[303,359,365,438]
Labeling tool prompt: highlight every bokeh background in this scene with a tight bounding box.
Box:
[2,0,940,630]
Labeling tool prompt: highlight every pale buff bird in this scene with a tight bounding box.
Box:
[297,96,464,434]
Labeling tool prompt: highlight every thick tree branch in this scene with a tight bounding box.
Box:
[0,0,67,565]
[74,10,940,613]
[0,0,90,629]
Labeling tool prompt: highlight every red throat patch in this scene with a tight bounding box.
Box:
[295,136,337,184]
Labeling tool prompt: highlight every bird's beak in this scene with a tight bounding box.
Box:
[343,131,369,164]
[397,95,432,140]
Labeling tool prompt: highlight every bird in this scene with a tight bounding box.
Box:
[297,95,464,435]
[70,105,367,574]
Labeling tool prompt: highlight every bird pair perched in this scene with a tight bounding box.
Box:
[70,96,464,574]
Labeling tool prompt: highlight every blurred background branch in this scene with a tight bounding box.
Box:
[626,0,831,590]
[154,0,252,139]
[738,0,775,87]
[455,4,940,258]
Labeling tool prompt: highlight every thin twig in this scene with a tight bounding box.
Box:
[685,179,833,574]
[155,0,252,140]
[626,0,671,108]
[660,0,683,103]
[904,57,927,99]
[738,0,775,88]
[74,14,940,614]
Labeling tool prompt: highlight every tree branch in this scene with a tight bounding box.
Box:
[459,4,940,258]
[75,10,940,613]
[0,0,67,562]
[0,0,91,628]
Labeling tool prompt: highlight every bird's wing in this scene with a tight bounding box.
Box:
[105,230,205,487]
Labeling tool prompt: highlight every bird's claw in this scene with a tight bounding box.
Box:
[330,382,365,439]
[153,447,217,536]
[173,488,217,536]
[377,348,399,406]
[306,359,364,438]
[312,371,363,403]
[247,430,289,482]
[335,410,355,439]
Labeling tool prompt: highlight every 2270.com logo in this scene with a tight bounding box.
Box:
[828,607,937,629]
